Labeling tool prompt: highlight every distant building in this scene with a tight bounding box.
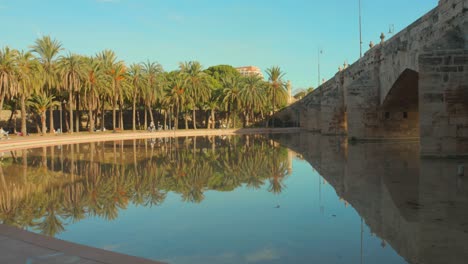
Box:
[235,66,264,78]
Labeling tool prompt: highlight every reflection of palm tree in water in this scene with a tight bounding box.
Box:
[0,135,291,235]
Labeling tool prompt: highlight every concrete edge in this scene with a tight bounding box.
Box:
[0,224,166,264]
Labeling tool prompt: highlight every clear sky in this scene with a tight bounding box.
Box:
[0,0,438,92]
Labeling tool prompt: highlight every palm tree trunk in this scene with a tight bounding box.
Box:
[226,103,231,129]
[210,109,215,129]
[20,95,27,135]
[0,92,5,118]
[69,91,74,133]
[88,103,94,133]
[184,112,188,130]
[119,101,124,130]
[164,110,167,130]
[49,108,54,134]
[132,98,136,131]
[112,94,117,131]
[41,112,47,135]
[148,103,154,124]
[144,105,148,130]
[192,109,197,130]
[244,111,248,128]
[101,101,105,131]
[75,93,80,132]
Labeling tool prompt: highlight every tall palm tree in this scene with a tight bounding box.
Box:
[57,53,85,133]
[239,75,267,127]
[266,66,287,128]
[30,36,63,134]
[82,56,105,132]
[163,72,187,130]
[0,47,18,116]
[127,63,144,131]
[98,50,126,131]
[179,61,210,129]
[222,75,242,128]
[14,51,43,135]
[142,61,163,127]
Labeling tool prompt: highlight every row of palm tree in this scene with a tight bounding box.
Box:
[0,36,289,134]
[0,135,291,236]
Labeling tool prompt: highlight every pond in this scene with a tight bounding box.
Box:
[0,133,467,264]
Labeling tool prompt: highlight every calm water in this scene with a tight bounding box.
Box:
[0,133,467,264]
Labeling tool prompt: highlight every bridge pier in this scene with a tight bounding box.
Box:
[419,50,468,157]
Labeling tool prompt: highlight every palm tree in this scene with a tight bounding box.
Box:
[179,61,210,129]
[28,93,60,134]
[127,63,144,131]
[239,75,267,127]
[266,66,287,128]
[57,53,85,133]
[0,47,18,116]
[82,56,105,132]
[30,36,63,134]
[14,51,43,135]
[163,72,187,130]
[98,50,126,131]
[222,75,242,128]
[142,61,163,127]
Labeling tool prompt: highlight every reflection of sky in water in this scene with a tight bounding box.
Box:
[55,158,406,264]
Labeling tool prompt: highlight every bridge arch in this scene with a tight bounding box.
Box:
[380,68,419,138]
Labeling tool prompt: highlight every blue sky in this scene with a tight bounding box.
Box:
[0,0,437,92]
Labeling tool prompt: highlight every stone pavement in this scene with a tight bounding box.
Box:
[0,224,164,264]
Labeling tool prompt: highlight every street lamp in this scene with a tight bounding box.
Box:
[317,49,323,88]
[359,0,363,58]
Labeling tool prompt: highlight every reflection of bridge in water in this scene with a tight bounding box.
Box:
[276,133,468,264]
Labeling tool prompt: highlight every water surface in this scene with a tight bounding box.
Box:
[0,133,467,264]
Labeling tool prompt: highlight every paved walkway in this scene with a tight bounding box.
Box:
[0,224,164,264]
[0,128,300,152]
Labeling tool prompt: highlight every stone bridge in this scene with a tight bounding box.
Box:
[281,0,467,157]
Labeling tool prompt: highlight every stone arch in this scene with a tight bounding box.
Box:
[380,69,419,138]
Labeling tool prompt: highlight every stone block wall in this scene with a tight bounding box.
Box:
[419,50,468,157]
[320,75,347,135]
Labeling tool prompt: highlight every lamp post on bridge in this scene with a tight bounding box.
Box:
[317,48,323,88]
[359,0,363,58]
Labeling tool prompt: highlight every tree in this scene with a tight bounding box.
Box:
[57,53,85,133]
[163,72,187,130]
[142,61,163,128]
[28,93,60,134]
[99,50,126,131]
[30,36,63,134]
[127,63,143,131]
[82,56,105,132]
[266,66,287,128]
[239,75,267,127]
[180,61,210,130]
[204,65,240,82]
[0,47,18,117]
[222,75,242,128]
[14,51,43,135]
